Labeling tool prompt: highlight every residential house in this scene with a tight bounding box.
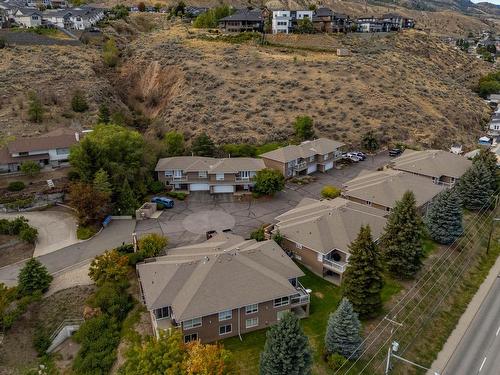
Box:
[312,7,350,33]
[13,7,42,27]
[42,8,71,28]
[260,138,345,178]
[137,233,310,343]
[0,129,81,173]
[271,10,313,34]
[487,111,500,139]
[357,16,383,32]
[65,6,104,30]
[271,197,386,285]
[155,156,265,194]
[218,9,264,33]
[390,149,472,187]
[342,169,446,213]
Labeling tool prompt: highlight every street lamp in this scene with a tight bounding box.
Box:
[385,341,440,375]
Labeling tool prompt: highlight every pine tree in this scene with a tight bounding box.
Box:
[259,312,312,375]
[325,298,362,359]
[98,104,110,124]
[473,149,498,193]
[459,162,494,210]
[93,168,112,194]
[425,188,463,244]
[116,179,138,216]
[380,191,424,279]
[342,225,384,319]
[191,133,216,157]
[18,258,52,296]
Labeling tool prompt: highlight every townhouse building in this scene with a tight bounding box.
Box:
[155,156,265,194]
[218,9,264,33]
[137,233,310,343]
[271,10,313,34]
[390,149,472,187]
[0,129,81,173]
[312,7,350,33]
[260,138,345,178]
[271,197,387,285]
[13,7,41,27]
[342,169,446,213]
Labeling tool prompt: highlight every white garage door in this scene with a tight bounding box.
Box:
[324,161,334,171]
[307,164,317,174]
[213,185,235,194]
[190,183,210,191]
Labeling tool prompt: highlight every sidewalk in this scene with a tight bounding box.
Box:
[427,255,500,374]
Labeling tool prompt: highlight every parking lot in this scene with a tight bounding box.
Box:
[135,151,392,248]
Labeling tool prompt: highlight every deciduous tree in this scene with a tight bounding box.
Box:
[191,132,216,157]
[259,312,312,375]
[425,188,463,244]
[380,191,424,279]
[361,131,379,153]
[254,168,285,196]
[184,341,236,374]
[138,233,168,258]
[342,225,383,319]
[93,168,112,194]
[164,131,185,157]
[20,161,41,177]
[28,91,44,123]
[325,298,362,359]
[89,249,129,286]
[293,116,315,141]
[69,182,110,226]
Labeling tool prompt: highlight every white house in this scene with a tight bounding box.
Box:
[42,6,104,30]
[13,8,42,27]
[272,10,314,34]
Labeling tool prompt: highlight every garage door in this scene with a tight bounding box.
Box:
[213,185,235,194]
[190,183,210,191]
[324,161,334,171]
[307,164,317,174]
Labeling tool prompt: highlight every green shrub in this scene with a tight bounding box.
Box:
[7,181,25,192]
[77,226,97,240]
[137,233,168,258]
[477,71,500,98]
[193,5,232,28]
[67,169,80,181]
[5,197,34,210]
[116,243,134,254]
[19,226,38,244]
[222,143,257,157]
[103,38,119,67]
[33,326,51,356]
[254,169,285,196]
[71,91,89,112]
[167,191,187,200]
[149,180,164,194]
[18,259,52,297]
[272,231,284,246]
[21,161,41,177]
[87,282,133,321]
[321,185,341,199]
[327,353,348,371]
[250,226,265,242]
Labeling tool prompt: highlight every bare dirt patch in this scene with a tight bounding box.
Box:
[0,235,34,268]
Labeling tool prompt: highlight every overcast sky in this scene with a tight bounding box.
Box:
[471,0,500,4]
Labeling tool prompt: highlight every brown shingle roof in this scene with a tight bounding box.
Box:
[155,156,265,174]
[260,138,345,163]
[137,234,303,322]
[7,133,77,154]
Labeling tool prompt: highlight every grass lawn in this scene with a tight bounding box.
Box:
[422,236,438,258]
[223,264,403,375]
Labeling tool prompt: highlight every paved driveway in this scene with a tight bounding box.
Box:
[0,208,79,257]
[135,152,392,248]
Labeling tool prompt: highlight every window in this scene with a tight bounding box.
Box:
[323,154,329,161]
[219,324,232,335]
[274,296,289,308]
[184,333,198,343]
[198,171,207,178]
[154,307,169,319]
[183,317,202,330]
[366,201,372,206]
[245,304,258,314]
[19,152,29,156]
[218,310,232,321]
[216,173,224,181]
[173,170,182,178]
[56,148,69,155]
[165,170,173,177]
[309,156,315,162]
[246,317,258,328]
[277,309,290,320]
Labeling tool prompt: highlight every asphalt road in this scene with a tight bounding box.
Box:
[0,219,136,286]
[443,277,500,375]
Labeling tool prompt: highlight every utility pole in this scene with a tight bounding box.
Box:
[385,341,440,375]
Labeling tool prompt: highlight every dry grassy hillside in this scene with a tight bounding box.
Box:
[0,44,128,138]
[114,21,492,149]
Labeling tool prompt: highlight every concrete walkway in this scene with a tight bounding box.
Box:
[428,255,500,374]
[0,210,79,257]
[0,219,136,286]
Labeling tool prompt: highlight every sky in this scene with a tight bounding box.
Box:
[471,0,500,4]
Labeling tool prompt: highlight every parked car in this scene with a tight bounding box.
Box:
[151,196,174,208]
[389,148,402,157]
[352,152,366,160]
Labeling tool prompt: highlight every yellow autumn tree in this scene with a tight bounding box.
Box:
[88,249,129,286]
[184,341,236,375]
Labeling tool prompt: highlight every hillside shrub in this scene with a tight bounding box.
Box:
[7,181,25,192]
[103,38,119,67]
[71,91,89,112]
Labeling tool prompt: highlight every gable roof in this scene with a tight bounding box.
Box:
[6,132,78,154]
[260,138,345,163]
[391,149,472,179]
[219,9,262,22]
[137,234,303,321]
[342,169,446,209]
[14,7,41,16]
[274,197,387,255]
[155,156,265,173]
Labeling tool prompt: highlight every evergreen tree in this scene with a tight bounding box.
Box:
[93,168,112,194]
[18,258,52,296]
[191,132,216,157]
[116,179,139,215]
[98,104,110,124]
[342,226,384,319]
[71,91,89,112]
[473,149,498,192]
[325,298,362,359]
[361,131,379,153]
[164,131,185,157]
[380,191,424,279]
[425,188,463,244]
[259,312,312,375]
[459,162,494,210]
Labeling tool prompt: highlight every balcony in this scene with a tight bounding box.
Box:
[323,258,347,273]
[290,281,310,306]
[294,161,308,171]
[165,175,188,182]
[235,176,255,183]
